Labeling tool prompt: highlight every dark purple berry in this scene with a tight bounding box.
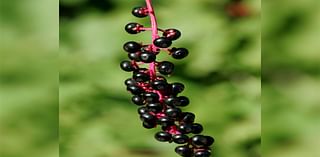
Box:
[120,60,135,72]
[165,108,182,118]
[127,85,144,95]
[175,145,192,157]
[192,123,203,134]
[147,103,163,113]
[191,135,215,147]
[163,29,181,40]
[132,95,145,106]
[155,131,172,142]
[158,117,174,128]
[151,79,168,90]
[132,7,148,18]
[139,52,156,63]
[180,112,195,123]
[153,37,172,48]
[171,48,189,59]
[128,52,141,61]
[143,92,159,103]
[178,123,193,134]
[123,41,142,53]
[164,97,181,106]
[138,106,149,115]
[133,71,149,82]
[194,150,211,157]
[143,121,156,129]
[157,61,174,75]
[125,22,143,34]
[171,82,185,94]
[140,113,157,123]
[124,78,137,86]
[177,96,190,107]
[172,134,189,144]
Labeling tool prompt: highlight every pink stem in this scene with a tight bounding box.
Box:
[145,0,159,80]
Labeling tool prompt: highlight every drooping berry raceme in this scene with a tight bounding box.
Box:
[120,0,214,156]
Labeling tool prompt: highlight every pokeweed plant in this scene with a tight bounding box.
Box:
[120,0,215,156]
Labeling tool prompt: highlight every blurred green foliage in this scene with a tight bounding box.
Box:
[59,0,260,157]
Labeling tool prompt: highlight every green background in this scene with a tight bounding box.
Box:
[0,0,319,157]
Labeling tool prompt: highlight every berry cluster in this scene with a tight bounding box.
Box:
[120,1,214,156]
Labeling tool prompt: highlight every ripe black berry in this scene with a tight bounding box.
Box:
[133,71,149,82]
[166,108,182,118]
[158,117,174,128]
[178,123,193,134]
[171,48,189,59]
[127,85,144,95]
[140,113,157,123]
[180,112,195,123]
[164,97,181,106]
[132,7,148,18]
[143,121,156,129]
[151,79,168,90]
[143,92,160,103]
[177,96,190,107]
[194,150,211,157]
[155,131,172,142]
[138,106,149,115]
[171,82,185,94]
[125,22,143,34]
[157,61,174,75]
[128,52,141,61]
[175,145,192,157]
[132,95,145,106]
[147,103,163,113]
[153,37,172,48]
[124,78,137,86]
[172,134,189,144]
[191,135,215,147]
[140,52,156,63]
[191,123,203,134]
[163,29,181,41]
[120,60,135,72]
[123,41,142,53]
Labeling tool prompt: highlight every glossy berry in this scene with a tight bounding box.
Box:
[177,96,190,107]
[171,82,185,94]
[164,97,181,106]
[191,135,215,148]
[143,92,159,103]
[163,29,181,40]
[132,7,148,18]
[158,117,174,128]
[155,131,172,142]
[124,78,136,86]
[140,113,157,123]
[191,123,203,134]
[157,61,174,75]
[171,48,189,59]
[133,71,149,82]
[180,112,195,123]
[125,22,143,34]
[194,150,211,157]
[166,108,182,118]
[138,106,149,115]
[140,52,156,63]
[120,60,135,72]
[153,37,172,48]
[175,145,192,157]
[172,134,189,144]
[128,52,141,61]
[123,41,142,53]
[147,103,163,113]
[132,95,145,106]
[178,123,193,134]
[151,79,168,90]
[127,85,144,95]
[143,121,156,129]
